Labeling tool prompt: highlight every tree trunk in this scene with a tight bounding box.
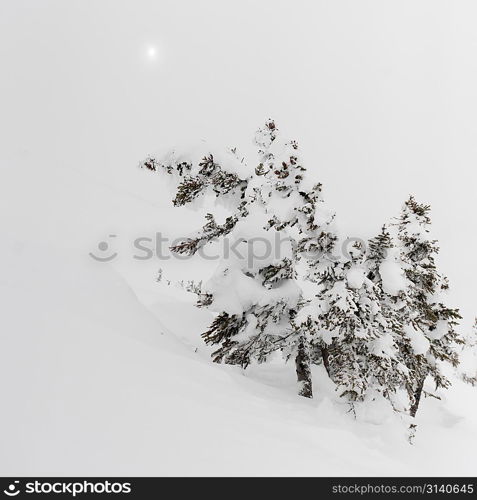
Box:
[296,339,313,398]
[321,346,331,378]
[409,376,425,417]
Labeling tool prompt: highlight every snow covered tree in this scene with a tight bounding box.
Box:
[253,126,339,398]
[139,129,465,420]
[395,196,462,417]
[140,121,336,399]
[365,226,414,408]
[306,239,408,406]
[460,318,477,386]
[291,211,411,411]
[292,192,339,379]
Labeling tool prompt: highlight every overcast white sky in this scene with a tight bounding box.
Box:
[1,1,475,326]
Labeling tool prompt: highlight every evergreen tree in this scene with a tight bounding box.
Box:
[395,196,462,417]
[139,130,465,422]
[460,318,477,386]
[365,225,414,409]
[309,240,408,406]
[140,121,336,398]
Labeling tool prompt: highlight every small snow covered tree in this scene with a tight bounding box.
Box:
[140,121,337,398]
[460,318,477,386]
[293,217,411,410]
[365,226,414,409]
[308,239,408,406]
[292,194,339,379]
[318,250,372,403]
[395,196,462,417]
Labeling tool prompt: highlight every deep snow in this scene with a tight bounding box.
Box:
[1,162,476,476]
[1,0,476,477]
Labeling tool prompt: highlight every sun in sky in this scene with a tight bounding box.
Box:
[147,46,157,59]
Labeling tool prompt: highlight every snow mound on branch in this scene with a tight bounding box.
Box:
[403,217,430,238]
[229,216,294,273]
[313,205,335,228]
[205,267,301,315]
[379,253,407,295]
[265,190,302,222]
[368,332,396,358]
[294,302,315,325]
[209,148,251,180]
[404,325,430,355]
[428,319,452,340]
[346,266,365,289]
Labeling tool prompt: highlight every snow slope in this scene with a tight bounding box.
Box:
[1,0,476,476]
[1,162,476,476]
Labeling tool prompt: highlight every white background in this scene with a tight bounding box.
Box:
[0,1,476,475]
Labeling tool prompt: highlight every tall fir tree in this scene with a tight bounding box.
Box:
[140,121,337,398]
[395,196,462,417]
[365,225,415,409]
